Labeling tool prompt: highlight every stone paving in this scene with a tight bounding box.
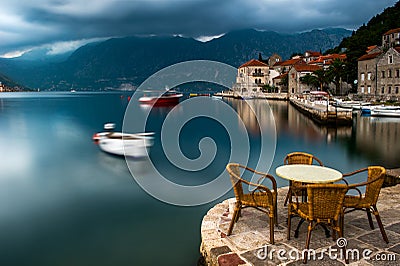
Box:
[200,184,400,265]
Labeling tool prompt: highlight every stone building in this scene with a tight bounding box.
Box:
[288,64,321,94]
[382,28,400,49]
[272,72,288,92]
[376,47,400,100]
[357,51,383,95]
[357,28,400,99]
[267,53,282,67]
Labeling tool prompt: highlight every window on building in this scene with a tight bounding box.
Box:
[389,55,393,64]
[396,69,399,78]
[367,86,371,94]
[367,72,371,80]
[396,87,399,94]
[388,87,392,94]
[382,71,385,78]
[361,86,365,93]
[381,87,385,94]
[361,73,365,81]
[388,69,392,78]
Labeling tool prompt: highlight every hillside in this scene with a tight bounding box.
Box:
[0,72,26,90]
[327,1,400,86]
[0,28,351,91]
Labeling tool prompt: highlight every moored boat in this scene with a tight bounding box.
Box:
[93,123,154,158]
[370,106,400,117]
[138,91,183,106]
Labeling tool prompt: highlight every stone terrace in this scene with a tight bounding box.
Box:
[200,184,400,265]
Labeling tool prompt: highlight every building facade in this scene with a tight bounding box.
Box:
[234,59,280,96]
[357,52,382,95]
[357,28,400,100]
[376,47,400,99]
[288,65,321,94]
[382,28,400,49]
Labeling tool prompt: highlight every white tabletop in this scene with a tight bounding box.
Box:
[275,164,342,184]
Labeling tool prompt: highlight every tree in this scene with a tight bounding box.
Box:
[327,59,346,95]
[315,69,332,91]
[278,73,288,91]
[300,73,319,89]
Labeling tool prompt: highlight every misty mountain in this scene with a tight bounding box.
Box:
[0,28,351,90]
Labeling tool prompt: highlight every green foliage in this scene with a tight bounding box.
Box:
[331,1,400,86]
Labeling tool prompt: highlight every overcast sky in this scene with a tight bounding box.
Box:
[0,0,397,58]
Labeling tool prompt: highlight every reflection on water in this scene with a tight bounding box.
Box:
[349,115,400,168]
[1,92,400,266]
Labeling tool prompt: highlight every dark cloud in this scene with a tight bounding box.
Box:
[0,0,397,57]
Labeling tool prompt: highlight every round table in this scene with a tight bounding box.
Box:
[276,164,343,238]
[275,164,343,184]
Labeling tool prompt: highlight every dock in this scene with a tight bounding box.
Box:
[290,97,353,126]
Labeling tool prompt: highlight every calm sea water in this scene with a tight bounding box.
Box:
[1,91,399,265]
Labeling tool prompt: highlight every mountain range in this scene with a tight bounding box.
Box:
[0,28,351,91]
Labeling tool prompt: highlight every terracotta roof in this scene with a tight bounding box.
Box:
[308,58,324,64]
[273,72,288,80]
[367,45,378,53]
[320,54,346,60]
[383,28,400,35]
[275,58,305,67]
[358,52,382,61]
[305,51,322,57]
[293,65,321,72]
[239,59,269,68]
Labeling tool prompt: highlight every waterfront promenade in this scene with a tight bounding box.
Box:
[289,97,353,126]
[200,181,400,265]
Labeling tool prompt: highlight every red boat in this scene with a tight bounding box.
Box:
[138,92,183,106]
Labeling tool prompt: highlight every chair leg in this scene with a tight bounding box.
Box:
[269,216,275,245]
[372,205,389,244]
[340,213,344,237]
[227,206,240,236]
[287,207,292,240]
[303,222,313,264]
[366,208,374,229]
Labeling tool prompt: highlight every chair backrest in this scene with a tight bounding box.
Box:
[364,166,386,205]
[226,163,276,203]
[226,163,244,201]
[284,152,323,166]
[306,184,348,220]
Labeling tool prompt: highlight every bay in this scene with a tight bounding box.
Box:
[0,91,399,265]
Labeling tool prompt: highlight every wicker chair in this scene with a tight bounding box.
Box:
[341,166,389,243]
[287,183,349,264]
[226,163,277,244]
[283,152,324,206]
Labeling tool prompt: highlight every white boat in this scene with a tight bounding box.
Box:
[93,123,154,158]
[333,100,363,110]
[370,106,400,117]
